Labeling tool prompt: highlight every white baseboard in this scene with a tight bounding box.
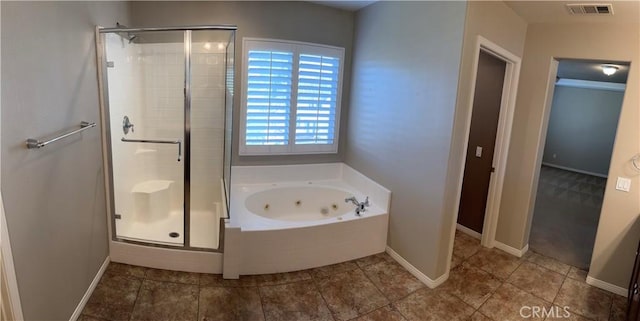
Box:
[586,276,628,297]
[541,162,607,178]
[70,256,110,321]
[385,246,448,288]
[494,241,529,258]
[456,224,482,240]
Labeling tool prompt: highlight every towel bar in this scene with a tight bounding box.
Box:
[26,121,96,149]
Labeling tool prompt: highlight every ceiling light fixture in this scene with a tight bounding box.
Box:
[602,64,619,76]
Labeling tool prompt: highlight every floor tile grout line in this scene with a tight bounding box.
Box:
[128,277,145,321]
[310,274,337,321]
[504,276,560,306]
[358,260,402,305]
[471,271,506,320]
[551,274,567,306]
[256,284,269,321]
[606,292,616,321]
[195,276,201,321]
[526,255,572,276]
[141,277,200,287]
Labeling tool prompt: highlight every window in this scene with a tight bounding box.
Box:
[240,38,344,155]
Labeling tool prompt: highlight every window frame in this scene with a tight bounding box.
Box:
[239,38,345,156]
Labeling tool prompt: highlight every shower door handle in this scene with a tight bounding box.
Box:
[121,138,182,162]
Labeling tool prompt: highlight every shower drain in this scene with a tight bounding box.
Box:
[169,232,180,238]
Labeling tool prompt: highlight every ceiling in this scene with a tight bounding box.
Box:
[308,0,376,11]
[310,0,640,21]
[504,0,640,23]
[558,59,630,83]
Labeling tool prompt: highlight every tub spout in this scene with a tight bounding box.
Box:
[345,196,369,216]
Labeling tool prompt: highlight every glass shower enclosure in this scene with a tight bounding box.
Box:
[97,25,235,251]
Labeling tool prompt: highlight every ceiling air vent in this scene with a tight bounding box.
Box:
[566,3,614,15]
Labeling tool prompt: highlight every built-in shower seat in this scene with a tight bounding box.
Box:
[132,180,174,223]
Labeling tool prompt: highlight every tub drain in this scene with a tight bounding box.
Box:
[169,232,180,238]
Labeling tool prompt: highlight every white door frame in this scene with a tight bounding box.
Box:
[1,198,24,321]
[452,36,521,252]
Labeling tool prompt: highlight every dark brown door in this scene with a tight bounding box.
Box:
[457,50,507,233]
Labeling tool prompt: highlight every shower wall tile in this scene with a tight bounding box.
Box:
[106,38,226,243]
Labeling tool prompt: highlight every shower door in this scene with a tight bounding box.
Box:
[100,27,235,251]
[104,30,187,247]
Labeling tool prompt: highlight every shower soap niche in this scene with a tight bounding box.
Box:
[132,180,174,223]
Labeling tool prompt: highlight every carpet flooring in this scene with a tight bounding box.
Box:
[529,165,606,270]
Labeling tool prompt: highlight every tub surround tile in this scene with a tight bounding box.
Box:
[393,288,475,321]
[438,262,501,309]
[567,266,588,281]
[199,286,264,321]
[362,260,424,302]
[352,305,406,321]
[130,279,198,321]
[260,280,333,321]
[452,231,481,259]
[466,247,523,280]
[354,252,395,268]
[555,278,612,321]
[527,252,571,275]
[609,295,628,321]
[310,261,359,279]
[145,268,200,285]
[82,273,142,321]
[479,283,550,321]
[105,262,147,279]
[316,268,389,320]
[506,261,564,302]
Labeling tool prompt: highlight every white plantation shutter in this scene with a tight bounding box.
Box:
[295,54,339,145]
[245,50,293,146]
[241,39,344,155]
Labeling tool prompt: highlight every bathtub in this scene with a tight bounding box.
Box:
[223,163,391,278]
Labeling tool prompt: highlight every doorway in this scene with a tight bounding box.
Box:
[529,59,628,269]
[457,50,507,236]
[452,37,521,252]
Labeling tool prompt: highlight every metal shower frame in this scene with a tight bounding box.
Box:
[96,25,237,253]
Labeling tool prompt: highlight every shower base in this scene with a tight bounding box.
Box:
[115,208,220,249]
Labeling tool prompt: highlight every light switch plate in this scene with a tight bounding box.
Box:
[475,146,482,158]
[616,177,631,192]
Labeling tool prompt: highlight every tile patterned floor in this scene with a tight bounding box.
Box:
[81,232,628,321]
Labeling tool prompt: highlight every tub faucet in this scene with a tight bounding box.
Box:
[345,196,369,216]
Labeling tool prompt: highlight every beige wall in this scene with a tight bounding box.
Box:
[1,2,130,319]
[496,22,640,288]
[130,1,354,166]
[440,1,527,275]
[346,1,467,279]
